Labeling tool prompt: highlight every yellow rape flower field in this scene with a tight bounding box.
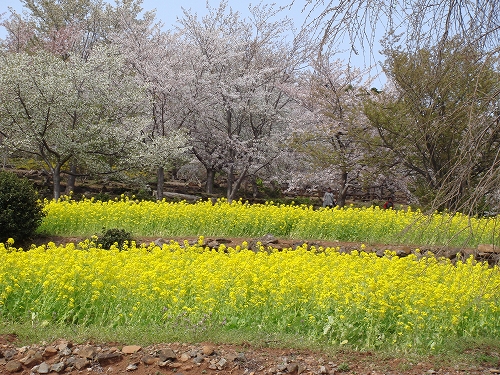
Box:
[1,197,500,363]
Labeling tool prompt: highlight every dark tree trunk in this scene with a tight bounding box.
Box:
[65,162,77,195]
[156,167,165,200]
[226,165,234,201]
[227,167,248,203]
[206,168,216,194]
[53,164,61,201]
[337,170,349,207]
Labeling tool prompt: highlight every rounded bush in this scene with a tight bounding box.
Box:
[97,228,133,250]
[0,171,45,242]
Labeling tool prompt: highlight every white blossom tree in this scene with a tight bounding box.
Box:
[0,45,148,199]
[177,1,310,201]
[112,10,191,200]
[285,55,375,206]
[0,0,156,196]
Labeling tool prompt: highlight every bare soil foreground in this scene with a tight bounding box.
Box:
[1,333,500,375]
[2,236,500,374]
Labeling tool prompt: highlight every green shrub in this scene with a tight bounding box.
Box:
[0,171,45,242]
[97,228,133,250]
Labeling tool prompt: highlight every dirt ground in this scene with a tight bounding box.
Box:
[2,235,498,375]
[19,234,473,257]
[1,333,500,375]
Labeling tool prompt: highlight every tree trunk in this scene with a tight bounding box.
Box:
[226,165,234,202]
[227,167,248,203]
[156,166,165,201]
[52,164,61,201]
[337,170,349,207]
[206,168,216,194]
[65,162,77,195]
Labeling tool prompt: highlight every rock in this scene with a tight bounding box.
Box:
[478,244,499,253]
[158,348,177,361]
[287,362,299,372]
[79,345,96,359]
[42,346,58,357]
[126,363,138,371]
[3,349,18,360]
[260,234,278,244]
[141,354,157,365]
[154,238,166,247]
[37,361,51,374]
[216,357,227,369]
[249,234,278,252]
[268,365,277,373]
[277,363,287,371]
[207,240,220,248]
[5,359,22,373]
[74,357,90,370]
[193,354,205,364]
[180,352,190,362]
[396,249,410,257]
[202,345,214,356]
[50,362,65,373]
[64,356,76,367]
[122,345,142,354]
[20,350,42,366]
[319,364,328,374]
[97,352,122,365]
[56,341,72,351]
[59,346,72,356]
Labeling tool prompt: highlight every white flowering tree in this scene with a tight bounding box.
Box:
[285,56,374,206]
[111,10,191,200]
[0,45,148,200]
[0,0,151,195]
[177,1,310,201]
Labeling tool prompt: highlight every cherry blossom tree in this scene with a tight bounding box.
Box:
[177,1,310,201]
[111,10,191,200]
[0,45,148,200]
[0,0,155,196]
[285,55,374,206]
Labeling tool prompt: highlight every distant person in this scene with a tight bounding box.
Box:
[322,187,336,208]
[383,197,394,209]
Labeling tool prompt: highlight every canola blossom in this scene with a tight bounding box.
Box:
[39,197,500,247]
[1,239,500,352]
